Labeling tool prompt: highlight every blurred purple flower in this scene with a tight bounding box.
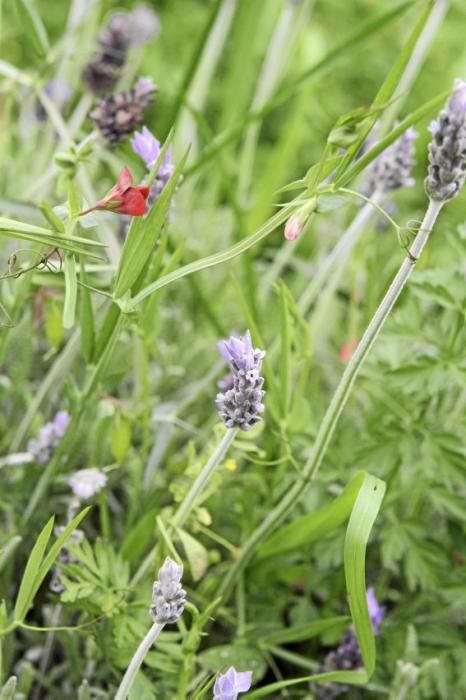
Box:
[131,126,174,177]
[28,411,70,465]
[69,468,107,500]
[213,667,252,700]
[367,587,385,634]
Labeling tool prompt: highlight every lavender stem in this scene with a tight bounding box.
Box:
[114,621,165,700]
[219,198,444,599]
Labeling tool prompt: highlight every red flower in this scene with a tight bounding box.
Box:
[339,338,359,363]
[79,166,149,217]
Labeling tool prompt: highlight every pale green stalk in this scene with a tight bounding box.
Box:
[218,198,444,599]
[131,428,237,587]
[115,621,165,700]
[238,0,311,200]
[175,0,238,157]
[171,428,238,531]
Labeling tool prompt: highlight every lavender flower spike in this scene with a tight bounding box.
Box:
[150,557,186,624]
[366,127,418,194]
[216,331,265,431]
[27,410,70,465]
[213,667,252,700]
[425,78,466,201]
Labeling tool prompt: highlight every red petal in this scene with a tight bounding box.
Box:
[135,186,150,200]
[114,188,148,216]
[116,166,133,193]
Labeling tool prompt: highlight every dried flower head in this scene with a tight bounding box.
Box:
[365,127,418,194]
[68,468,108,500]
[213,666,252,700]
[82,13,132,93]
[216,331,265,431]
[425,79,466,201]
[150,557,186,624]
[28,411,70,465]
[89,77,156,147]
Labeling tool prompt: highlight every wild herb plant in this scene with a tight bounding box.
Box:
[0,1,465,699]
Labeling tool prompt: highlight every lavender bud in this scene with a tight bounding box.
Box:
[213,666,252,700]
[216,331,265,432]
[365,127,418,193]
[425,79,466,201]
[27,411,70,465]
[68,468,108,500]
[150,557,186,624]
[89,77,157,147]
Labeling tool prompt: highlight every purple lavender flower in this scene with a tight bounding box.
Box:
[213,667,252,700]
[425,78,466,201]
[28,411,70,465]
[365,127,418,194]
[150,558,186,624]
[131,126,174,200]
[216,331,265,431]
[367,587,386,634]
[68,468,108,500]
[314,589,386,699]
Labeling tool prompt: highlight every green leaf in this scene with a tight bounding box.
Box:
[257,471,366,559]
[0,217,105,259]
[63,255,77,330]
[344,473,385,677]
[13,508,91,623]
[247,472,385,696]
[13,516,55,622]
[334,89,450,188]
[113,147,188,299]
[263,616,349,646]
[177,529,209,581]
[78,260,95,363]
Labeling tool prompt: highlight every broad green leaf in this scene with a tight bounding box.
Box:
[262,616,349,646]
[344,473,385,677]
[13,516,55,622]
[113,146,188,299]
[247,472,385,697]
[257,471,365,559]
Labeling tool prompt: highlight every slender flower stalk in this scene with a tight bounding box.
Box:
[170,428,238,531]
[218,197,444,600]
[115,621,164,700]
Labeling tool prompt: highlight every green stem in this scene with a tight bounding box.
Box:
[170,429,238,532]
[115,621,165,700]
[130,428,237,587]
[218,198,444,600]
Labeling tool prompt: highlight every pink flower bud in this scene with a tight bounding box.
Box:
[284,215,304,241]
